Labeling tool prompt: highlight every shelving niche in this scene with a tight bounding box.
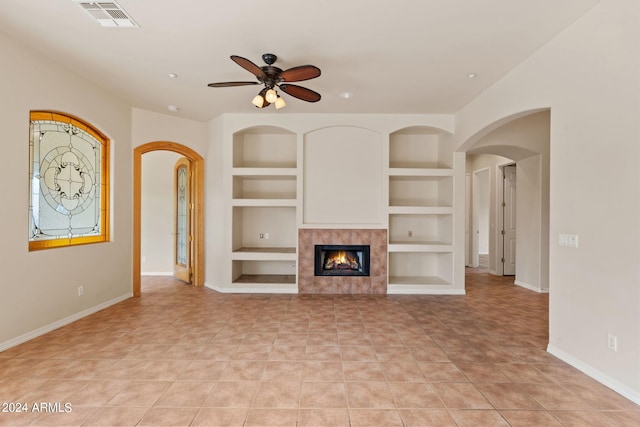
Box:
[387,127,458,293]
[230,126,298,288]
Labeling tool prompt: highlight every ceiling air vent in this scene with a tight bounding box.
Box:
[73,1,138,27]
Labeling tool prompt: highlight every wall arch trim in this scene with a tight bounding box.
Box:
[457,108,549,152]
[133,141,205,296]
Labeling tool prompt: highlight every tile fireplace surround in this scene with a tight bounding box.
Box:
[298,229,387,294]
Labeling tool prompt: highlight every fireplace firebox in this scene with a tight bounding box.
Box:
[314,245,370,276]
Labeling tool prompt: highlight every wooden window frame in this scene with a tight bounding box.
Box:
[29,111,110,251]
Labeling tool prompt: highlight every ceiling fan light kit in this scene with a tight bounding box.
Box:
[265,89,278,103]
[208,53,321,110]
[251,94,264,108]
[275,96,286,110]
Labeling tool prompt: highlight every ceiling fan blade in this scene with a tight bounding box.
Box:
[208,81,259,88]
[279,84,321,102]
[231,55,266,78]
[279,65,321,82]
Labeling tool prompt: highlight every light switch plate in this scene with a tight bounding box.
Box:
[559,234,579,248]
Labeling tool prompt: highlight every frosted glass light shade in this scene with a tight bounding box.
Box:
[252,95,265,108]
[275,97,286,110]
[265,89,278,103]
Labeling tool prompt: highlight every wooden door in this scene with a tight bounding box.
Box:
[174,157,192,283]
[502,164,517,275]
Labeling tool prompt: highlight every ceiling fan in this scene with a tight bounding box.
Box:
[207,53,321,109]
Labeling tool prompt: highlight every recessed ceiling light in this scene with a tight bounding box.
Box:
[340,92,354,99]
[168,105,179,112]
[467,73,477,79]
[168,73,178,79]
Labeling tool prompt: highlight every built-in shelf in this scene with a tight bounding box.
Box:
[388,242,453,252]
[233,127,297,168]
[232,167,297,176]
[233,247,296,253]
[387,206,454,215]
[223,123,461,294]
[388,276,452,286]
[232,247,297,261]
[231,259,297,286]
[388,175,453,208]
[388,213,453,247]
[388,168,453,177]
[388,251,453,285]
[233,274,296,284]
[386,126,459,292]
[232,199,297,207]
[389,126,453,169]
[233,176,296,198]
[229,126,299,290]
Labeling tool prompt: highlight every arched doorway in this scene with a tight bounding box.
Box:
[462,109,550,292]
[133,141,205,297]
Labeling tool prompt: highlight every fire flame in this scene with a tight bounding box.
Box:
[335,251,348,265]
[325,250,359,270]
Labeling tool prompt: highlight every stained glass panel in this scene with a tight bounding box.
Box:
[29,111,109,250]
[176,164,188,266]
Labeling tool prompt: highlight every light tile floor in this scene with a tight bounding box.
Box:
[0,271,639,426]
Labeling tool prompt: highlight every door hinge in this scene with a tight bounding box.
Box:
[501,230,505,235]
[502,202,506,207]
[501,258,505,263]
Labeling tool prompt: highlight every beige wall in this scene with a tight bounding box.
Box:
[303,126,383,225]
[455,0,640,401]
[141,151,183,274]
[131,108,208,155]
[0,33,133,348]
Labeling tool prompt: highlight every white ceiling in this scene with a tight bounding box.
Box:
[0,0,599,122]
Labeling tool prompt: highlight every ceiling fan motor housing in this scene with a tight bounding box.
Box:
[261,66,284,88]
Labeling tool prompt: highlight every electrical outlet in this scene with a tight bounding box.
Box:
[77,286,84,297]
[607,334,618,352]
[264,233,269,239]
[408,230,413,238]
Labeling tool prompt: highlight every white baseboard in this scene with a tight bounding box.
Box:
[514,279,549,294]
[0,293,131,353]
[141,271,172,276]
[205,282,298,294]
[387,286,466,295]
[206,282,466,295]
[547,343,640,405]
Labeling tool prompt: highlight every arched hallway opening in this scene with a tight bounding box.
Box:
[133,141,205,297]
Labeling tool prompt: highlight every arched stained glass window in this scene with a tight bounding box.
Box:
[29,111,109,250]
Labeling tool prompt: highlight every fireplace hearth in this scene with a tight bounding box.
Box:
[314,244,370,276]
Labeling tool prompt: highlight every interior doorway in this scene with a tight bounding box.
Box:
[133,142,205,297]
[471,168,490,269]
[461,109,549,292]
